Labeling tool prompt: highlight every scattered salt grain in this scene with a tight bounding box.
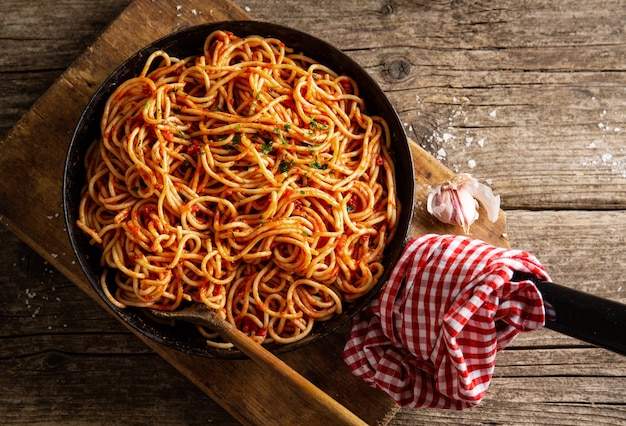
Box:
[477,138,485,148]
[442,133,454,142]
[489,110,497,118]
[467,159,476,169]
[245,6,251,12]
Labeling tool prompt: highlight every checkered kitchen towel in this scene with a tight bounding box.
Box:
[343,234,550,409]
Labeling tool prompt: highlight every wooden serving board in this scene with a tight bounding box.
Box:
[0,0,508,424]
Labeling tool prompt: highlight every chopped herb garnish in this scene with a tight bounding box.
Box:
[274,128,288,145]
[261,140,273,154]
[279,160,294,173]
[232,134,241,145]
[311,155,327,170]
[309,117,327,130]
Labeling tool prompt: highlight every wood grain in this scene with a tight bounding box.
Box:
[2,0,625,425]
[0,1,401,425]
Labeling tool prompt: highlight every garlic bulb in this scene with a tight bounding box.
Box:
[426,173,500,233]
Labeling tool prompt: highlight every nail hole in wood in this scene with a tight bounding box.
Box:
[384,57,412,82]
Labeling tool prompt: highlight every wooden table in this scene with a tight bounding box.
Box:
[2,0,625,424]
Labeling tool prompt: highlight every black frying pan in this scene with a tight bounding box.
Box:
[62,21,416,358]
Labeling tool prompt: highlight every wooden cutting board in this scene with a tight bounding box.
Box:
[0,0,508,424]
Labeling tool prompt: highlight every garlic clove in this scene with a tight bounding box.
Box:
[464,177,501,223]
[453,182,480,233]
[426,173,500,233]
[426,188,455,224]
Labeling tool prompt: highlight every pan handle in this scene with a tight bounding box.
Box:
[532,281,626,356]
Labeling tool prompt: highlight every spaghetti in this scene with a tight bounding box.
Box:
[77,30,399,347]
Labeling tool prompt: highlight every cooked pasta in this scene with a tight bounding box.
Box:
[77,30,399,347]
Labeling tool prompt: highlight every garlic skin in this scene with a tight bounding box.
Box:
[426,173,500,233]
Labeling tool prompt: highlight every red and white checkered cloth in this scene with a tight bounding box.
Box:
[343,234,550,409]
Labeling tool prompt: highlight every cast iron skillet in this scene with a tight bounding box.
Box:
[62,21,415,358]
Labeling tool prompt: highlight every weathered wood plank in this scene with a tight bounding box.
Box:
[0,0,132,137]
[506,209,626,301]
[2,0,626,425]
[3,0,626,208]
[393,402,626,426]
[0,1,132,72]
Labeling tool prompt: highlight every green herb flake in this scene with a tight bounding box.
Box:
[310,155,327,170]
[274,128,288,145]
[260,140,273,154]
[279,160,294,173]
